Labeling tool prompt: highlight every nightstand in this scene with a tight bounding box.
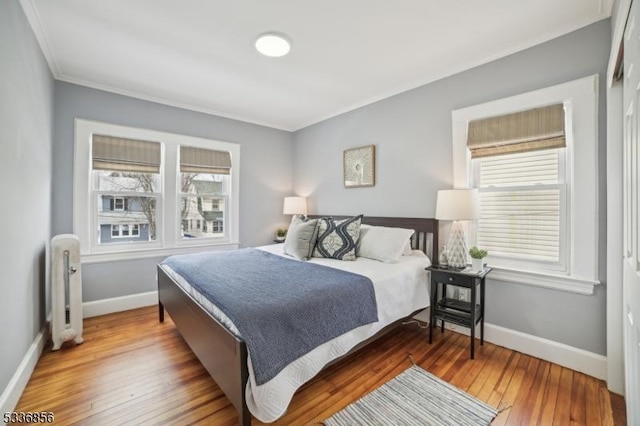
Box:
[426,265,492,359]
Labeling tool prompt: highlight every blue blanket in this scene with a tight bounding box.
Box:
[162,248,378,385]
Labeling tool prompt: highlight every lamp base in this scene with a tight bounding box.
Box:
[447,221,468,268]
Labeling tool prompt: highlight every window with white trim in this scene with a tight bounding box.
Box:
[113,197,125,211]
[110,224,141,238]
[92,134,160,246]
[472,148,568,272]
[74,119,241,261]
[466,103,569,273]
[179,145,231,240]
[451,75,600,294]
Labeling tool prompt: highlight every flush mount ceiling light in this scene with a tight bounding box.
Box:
[255,33,292,57]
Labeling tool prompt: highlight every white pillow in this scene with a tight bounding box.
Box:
[401,239,414,255]
[357,225,415,263]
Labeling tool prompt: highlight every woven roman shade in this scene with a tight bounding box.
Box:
[467,104,566,158]
[92,134,161,173]
[180,146,231,174]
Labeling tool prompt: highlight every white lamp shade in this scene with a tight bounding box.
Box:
[435,189,479,221]
[283,196,307,215]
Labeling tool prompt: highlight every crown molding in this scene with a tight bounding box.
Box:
[19,0,61,77]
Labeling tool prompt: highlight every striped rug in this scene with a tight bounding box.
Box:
[324,365,498,426]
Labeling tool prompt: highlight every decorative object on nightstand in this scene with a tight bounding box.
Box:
[469,246,488,272]
[438,245,448,267]
[275,228,287,242]
[435,189,479,268]
[427,265,492,359]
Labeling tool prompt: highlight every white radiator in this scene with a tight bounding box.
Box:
[51,234,83,350]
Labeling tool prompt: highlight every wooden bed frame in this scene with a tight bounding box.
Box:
[157,216,438,425]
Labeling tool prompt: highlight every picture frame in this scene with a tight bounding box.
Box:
[343,145,375,187]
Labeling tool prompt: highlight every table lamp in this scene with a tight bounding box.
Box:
[283,196,307,217]
[435,189,479,268]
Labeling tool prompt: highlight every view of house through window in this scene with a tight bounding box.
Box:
[94,170,159,244]
[75,120,240,258]
[91,140,233,244]
[179,173,228,239]
[178,145,231,240]
[91,140,232,244]
[90,133,162,246]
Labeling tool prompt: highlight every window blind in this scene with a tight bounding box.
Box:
[477,150,561,262]
[180,146,231,175]
[468,104,565,158]
[92,134,161,173]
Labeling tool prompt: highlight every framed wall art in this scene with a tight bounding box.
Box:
[343,145,375,187]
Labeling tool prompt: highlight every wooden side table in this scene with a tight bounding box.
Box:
[427,265,492,359]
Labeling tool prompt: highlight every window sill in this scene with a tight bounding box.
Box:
[81,241,241,264]
[487,266,600,295]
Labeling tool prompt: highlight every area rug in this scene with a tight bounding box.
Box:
[324,365,497,426]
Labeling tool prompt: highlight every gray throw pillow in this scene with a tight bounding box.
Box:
[283,218,319,260]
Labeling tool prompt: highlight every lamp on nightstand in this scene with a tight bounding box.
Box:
[435,189,479,268]
[283,196,307,217]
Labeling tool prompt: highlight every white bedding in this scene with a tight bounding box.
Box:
[164,244,431,422]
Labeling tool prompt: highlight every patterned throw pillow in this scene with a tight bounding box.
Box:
[312,215,363,261]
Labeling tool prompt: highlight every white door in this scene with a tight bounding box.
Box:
[623,1,640,423]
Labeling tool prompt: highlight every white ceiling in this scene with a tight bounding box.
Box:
[21,0,611,131]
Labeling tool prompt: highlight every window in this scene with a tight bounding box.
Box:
[452,75,599,294]
[179,145,231,240]
[467,103,568,272]
[473,149,566,270]
[74,119,240,262]
[92,134,160,246]
[113,197,125,211]
[109,223,141,239]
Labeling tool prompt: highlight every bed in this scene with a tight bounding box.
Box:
[157,216,438,424]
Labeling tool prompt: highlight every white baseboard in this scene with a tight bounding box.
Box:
[83,291,158,318]
[440,321,607,380]
[0,325,47,415]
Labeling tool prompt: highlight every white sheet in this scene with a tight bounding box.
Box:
[164,245,431,422]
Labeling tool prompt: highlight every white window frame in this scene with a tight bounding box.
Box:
[451,75,600,294]
[110,224,139,238]
[113,197,125,211]
[74,119,240,263]
[470,148,569,273]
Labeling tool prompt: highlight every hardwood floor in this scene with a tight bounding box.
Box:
[16,306,626,425]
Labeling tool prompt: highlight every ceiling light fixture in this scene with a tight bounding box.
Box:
[255,32,292,57]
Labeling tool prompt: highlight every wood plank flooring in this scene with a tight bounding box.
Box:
[16,306,626,425]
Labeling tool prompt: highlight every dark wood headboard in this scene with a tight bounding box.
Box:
[308,215,439,262]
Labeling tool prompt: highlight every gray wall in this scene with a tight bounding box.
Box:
[0,0,54,395]
[53,82,294,301]
[293,20,611,354]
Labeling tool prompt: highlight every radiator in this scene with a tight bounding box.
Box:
[51,234,83,350]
